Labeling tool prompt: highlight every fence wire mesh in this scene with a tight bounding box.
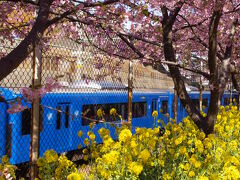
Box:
[0,6,174,179]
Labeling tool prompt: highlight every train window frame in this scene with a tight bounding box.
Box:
[65,105,69,128]
[56,106,61,129]
[202,98,208,108]
[22,107,43,136]
[224,97,230,106]
[161,100,168,114]
[192,99,200,110]
[152,99,157,113]
[132,102,147,118]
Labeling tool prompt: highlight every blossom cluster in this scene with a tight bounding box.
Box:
[0,155,16,180]
[36,149,85,180]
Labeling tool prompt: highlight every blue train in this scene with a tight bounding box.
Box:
[0,87,237,164]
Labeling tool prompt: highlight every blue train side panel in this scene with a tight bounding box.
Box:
[0,87,238,165]
[0,102,7,158]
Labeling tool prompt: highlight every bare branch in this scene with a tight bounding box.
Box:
[160,60,210,79]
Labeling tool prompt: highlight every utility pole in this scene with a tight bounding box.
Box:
[127,60,133,127]
[174,87,177,121]
[230,81,232,104]
[199,61,203,111]
[30,42,42,179]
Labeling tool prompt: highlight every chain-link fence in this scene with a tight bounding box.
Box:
[0,5,174,179]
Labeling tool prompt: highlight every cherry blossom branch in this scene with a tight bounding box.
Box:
[178,13,224,61]
[0,0,54,81]
[208,5,223,74]
[173,17,209,33]
[117,33,144,59]
[72,0,119,7]
[3,0,38,6]
[118,32,162,47]
[81,28,132,60]
[160,60,210,79]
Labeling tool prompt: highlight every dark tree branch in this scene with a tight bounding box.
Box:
[72,0,119,7]
[2,0,38,5]
[206,2,224,134]
[173,17,209,33]
[208,7,223,74]
[118,33,162,47]
[160,61,210,79]
[178,13,224,61]
[0,0,54,81]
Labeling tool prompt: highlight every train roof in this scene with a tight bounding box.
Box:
[0,85,237,100]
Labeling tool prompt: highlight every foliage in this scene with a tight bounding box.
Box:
[0,155,16,180]
[84,104,240,179]
[3,104,240,179]
[37,149,77,180]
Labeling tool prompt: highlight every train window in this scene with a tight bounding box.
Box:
[152,99,157,113]
[233,95,239,106]
[122,104,128,119]
[179,101,184,112]
[56,106,61,129]
[133,102,147,118]
[203,98,208,108]
[22,107,43,135]
[82,102,146,126]
[161,101,168,114]
[22,108,31,135]
[82,105,94,126]
[192,99,200,110]
[65,106,69,128]
[224,98,230,105]
[40,107,43,131]
[172,100,175,115]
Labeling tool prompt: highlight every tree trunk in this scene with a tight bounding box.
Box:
[161,5,207,133]
[0,0,53,81]
[205,5,224,134]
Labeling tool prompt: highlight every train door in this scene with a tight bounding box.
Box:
[178,101,185,123]
[55,103,72,152]
[159,98,170,125]
[151,99,158,127]
[0,102,8,158]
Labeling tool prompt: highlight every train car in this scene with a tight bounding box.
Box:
[0,88,174,164]
[0,87,238,165]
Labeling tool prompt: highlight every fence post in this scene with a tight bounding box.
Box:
[174,87,177,121]
[199,60,203,111]
[230,81,232,104]
[30,43,42,179]
[199,76,203,111]
[127,60,133,126]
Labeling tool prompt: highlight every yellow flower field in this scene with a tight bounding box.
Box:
[1,105,240,179]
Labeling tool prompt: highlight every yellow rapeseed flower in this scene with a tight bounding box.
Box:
[83,138,90,146]
[152,110,158,118]
[198,176,209,180]
[97,108,104,118]
[88,131,96,141]
[67,172,85,180]
[128,162,143,176]
[188,171,195,177]
[119,128,132,143]
[77,130,83,137]
[110,108,117,116]
[139,149,151,162]
[102,151,120,166]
